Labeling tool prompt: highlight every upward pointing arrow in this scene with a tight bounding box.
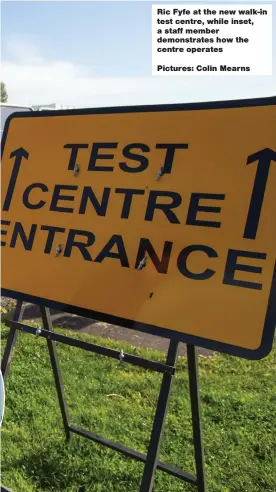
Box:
[10,147,29,160]
[243,148,276,240]
[2,147,29,212]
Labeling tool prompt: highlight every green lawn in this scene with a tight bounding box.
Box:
[1,323,276,492]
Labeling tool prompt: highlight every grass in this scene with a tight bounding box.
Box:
[1,323,276,492]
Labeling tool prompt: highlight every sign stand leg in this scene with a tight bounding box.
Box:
[187,344,206,492]
[1,300,25,382]
[139,340,179,492]
[2,308,206,491]
[40,306,71,441]
[1,301,27,492]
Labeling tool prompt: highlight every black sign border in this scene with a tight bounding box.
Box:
[1,96,276,360]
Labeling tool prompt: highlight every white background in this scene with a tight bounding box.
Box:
[152,4,273,75]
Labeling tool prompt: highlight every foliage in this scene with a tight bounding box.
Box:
[1,81,8,103]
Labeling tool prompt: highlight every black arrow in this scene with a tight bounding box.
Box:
[243,148,276,240]
[2,147,29,212]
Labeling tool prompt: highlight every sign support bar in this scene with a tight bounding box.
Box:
[139,339,179,491]
[1,300,206,492]
[40,306,71,441]
[187,344,206,491]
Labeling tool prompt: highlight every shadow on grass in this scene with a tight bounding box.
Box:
[2,436,142,492]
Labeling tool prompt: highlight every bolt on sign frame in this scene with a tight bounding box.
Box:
[1,96,276,491]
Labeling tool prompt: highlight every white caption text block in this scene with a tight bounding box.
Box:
[152,4,272,75]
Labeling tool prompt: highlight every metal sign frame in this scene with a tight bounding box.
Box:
[1,301,206,492]
[1,96,276,361]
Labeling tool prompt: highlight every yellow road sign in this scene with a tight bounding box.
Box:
[1,97,276,359]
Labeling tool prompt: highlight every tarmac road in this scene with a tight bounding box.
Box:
[2,299,213,357]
